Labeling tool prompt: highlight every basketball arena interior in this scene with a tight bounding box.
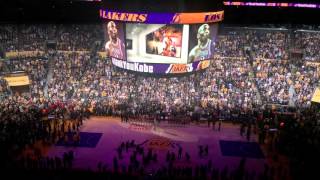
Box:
[0,0,320,179]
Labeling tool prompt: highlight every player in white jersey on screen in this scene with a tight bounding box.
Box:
[105,21,125,60]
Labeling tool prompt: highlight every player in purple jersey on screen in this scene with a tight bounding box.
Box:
[105,21,125,60]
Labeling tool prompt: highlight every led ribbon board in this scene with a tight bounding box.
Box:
[111,58,210,74]
[223,1,320,9]
[100,9,224,24]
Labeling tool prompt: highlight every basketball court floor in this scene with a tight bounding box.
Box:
[45,116,271,174]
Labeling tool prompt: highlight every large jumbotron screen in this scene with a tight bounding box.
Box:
[101,9,223,74]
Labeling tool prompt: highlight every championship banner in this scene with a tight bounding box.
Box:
[5,51,45,58]
[306,61,320,67]
[5,51,90,58]
[100,9,224,24]
[111,58,210,74]
[57,50,90,55]
[98,51,107,58]
[4,76,30,86]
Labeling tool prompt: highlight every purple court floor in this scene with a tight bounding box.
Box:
[47,117,267,173]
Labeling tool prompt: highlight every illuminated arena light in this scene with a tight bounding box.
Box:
[223,1,320,8]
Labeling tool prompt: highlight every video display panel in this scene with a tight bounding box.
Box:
[101,9,222,74]
[126,24,189,64]
[145,24,183,58]
[188,23,218,63]
[104,21,219,66]
[104,20,126,60]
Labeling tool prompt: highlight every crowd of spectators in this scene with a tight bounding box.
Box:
[1,24,320,179]
[0,94,89,168]
[0,25,18,52]
[4,160,286,180]
[17,25,49,51]
[1,24,320,107]
[4,135,292,180]
[55,24,104,51]
[15,150,75,170]
[253,106,320,180]
[216,27,319,106]
[0,24,319,125]
[215,28,247,57]
[254,58,319,106]
[216,27,290,60]
[1,24,319,120]
[0,24,104,52]
[5,57,48,98]
[0,77,10,96]
[248,30,290,60]
[199,57,258,111]
[100,139,286,180]
[295,31,320,62]
[47,52,92,101]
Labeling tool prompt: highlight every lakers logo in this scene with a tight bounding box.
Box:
[166,64,193,74]
[171,13,181,24]
[139,137,180,150]
[197,60,210,70]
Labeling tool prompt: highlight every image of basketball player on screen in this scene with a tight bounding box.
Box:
[188,24,214,63]
[105,21,125,60]
[161,36,177,57]
[145,24,182,58]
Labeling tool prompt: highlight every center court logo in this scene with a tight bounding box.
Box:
[139,137,180,149]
